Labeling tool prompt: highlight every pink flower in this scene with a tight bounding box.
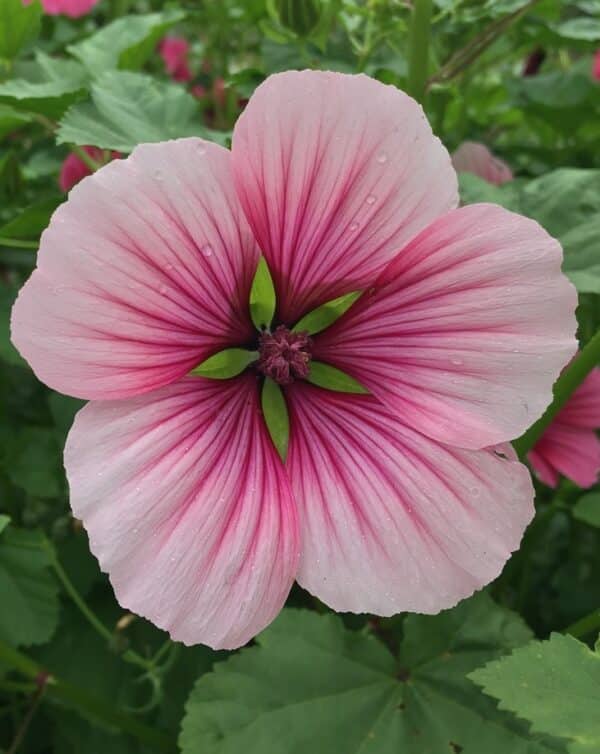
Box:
[593,51,600,81]
[59,147,119,193]
[11,71,577,649]
[452,141,513,186]
[158,36,192,83]
[528,365,600,488]
[23,0,99,17]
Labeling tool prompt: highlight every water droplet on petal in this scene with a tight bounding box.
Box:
[153,170,163,181]
[202,244,213,257]
[196,144,206,155]
[376,151,388,164]
[159,284,168,295]
[349,222,359,231]
[365,194,376,205]
[450,357,463,366]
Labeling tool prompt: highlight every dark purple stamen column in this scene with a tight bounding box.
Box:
[257,326,312,385]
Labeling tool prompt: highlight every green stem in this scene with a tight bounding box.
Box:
[564,608,600,640]
[0,237,38,250]
[0,642,174,753]
[513,329,600,458]
[70,144,101,172]
[406,0,433,104]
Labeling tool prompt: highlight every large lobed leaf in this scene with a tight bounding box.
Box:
[470,633,600,754]
[180,593,567,754]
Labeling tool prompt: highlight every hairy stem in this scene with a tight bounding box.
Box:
[406,0,433,104]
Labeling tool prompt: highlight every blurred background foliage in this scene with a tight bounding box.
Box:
[1,1,600,753]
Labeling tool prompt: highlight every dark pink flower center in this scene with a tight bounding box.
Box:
[257,326,312,385]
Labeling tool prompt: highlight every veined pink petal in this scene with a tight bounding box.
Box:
[315,203,577,450]
[528,366,600,488]
[27,0,99,17]
[287,384,534,615]
[231,70,457,324]
[65,375,299,650]
[452,141,513,186]
[12,139,258,400]
[529,425,600,489]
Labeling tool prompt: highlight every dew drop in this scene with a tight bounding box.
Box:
[450,357,463,366]
[196,145,206,155]
[153,169,163,181]
[202,244,214,257]
[158,284,168,295]
[349,222,359,231]
[365,194,376,205]
[164,262,174,271]
[376,151,388,164]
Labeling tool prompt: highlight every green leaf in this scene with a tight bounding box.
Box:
[459,169,600,294]
[307,361,368,393]
[0,196,61,239]
[4,427,62,498]
[0,280,26,367]
[0,103,32,139]
[249,256,276,331]
[293,291,361,335]
[0,527,60,647]
[181,593,566,754]
[190,348,258,379]
[470,633,600,753]
[573,493,600,528]
[0,75,87,119]
[67,9,186,74]
[261,377,288,461]
[57,71,213,153]
[554,17,600,41]
[0,0,41,61]
[0,515,10,535]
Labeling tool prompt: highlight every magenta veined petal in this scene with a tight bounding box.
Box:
[65,375,300,650]
[287,383,535,615]
[452,141,513,186]
[231,70,458,324]
[315,203,578,450]
[528,367,600,488]
[11,139,258,401]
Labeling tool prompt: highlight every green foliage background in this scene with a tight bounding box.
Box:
[1,0,600,752]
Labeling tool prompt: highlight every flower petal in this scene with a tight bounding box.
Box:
[451,141,513,186]
[231,70,457,324]
[65,375,299,650]
[556,367,600,428]
[315,204,577,450]
[287,384,534,615]
[12,139,258,400]
[529,425,600,489]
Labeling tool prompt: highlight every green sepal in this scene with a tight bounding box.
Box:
[261,377,289,461]
[249,256,276,331]
[307,361,368,394]
[190,348,258,379]
[292,291,361,335]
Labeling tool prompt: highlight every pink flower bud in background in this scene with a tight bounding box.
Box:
[158,36,192,83]
[59,147,119,193]
[452,141,513,186]
[23,0,99,17]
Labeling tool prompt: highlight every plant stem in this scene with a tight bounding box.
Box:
[6,680,47,754]
[70,144,101,172]
[0,641,175,753]
[0,237,38,250]
[564,608,600,640]
[513,329,600,458]
[406,0,433,104]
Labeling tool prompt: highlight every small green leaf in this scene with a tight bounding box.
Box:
[470,633,600,753]
[293,291,361,335]
[0,515,10,535]
[250,257,276,331]
[67,9,186,74]
[0,196,62,240]
[57,71,217,153]
[307,361,368,394]
[190,348,258,379]
[261,377,288,461]
[0,0,41,61]
[573,493,600,528]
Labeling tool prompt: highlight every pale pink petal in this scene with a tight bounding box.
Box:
[65,375,299,650]
[12,139,258,400]
[287,383,534,615]
[452,141,513,186]
[315,204,577,450]
[556,367,600,428]
[231,70,457,323]
[529,425,600,489]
